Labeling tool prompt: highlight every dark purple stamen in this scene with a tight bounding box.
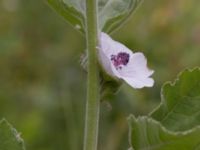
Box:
[111,52,130,70]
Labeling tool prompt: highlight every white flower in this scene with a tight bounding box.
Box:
[98,32,154,89]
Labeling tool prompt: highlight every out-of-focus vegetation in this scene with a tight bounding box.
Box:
[0,0,199,150]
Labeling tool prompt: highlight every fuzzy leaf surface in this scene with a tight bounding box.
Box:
[47,0,143,33]
[99,0,143,33]
[151,68,200,132]
[128,116,200,150]
[47,0,85,33]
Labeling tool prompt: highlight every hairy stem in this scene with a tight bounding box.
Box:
[83,0,100,150]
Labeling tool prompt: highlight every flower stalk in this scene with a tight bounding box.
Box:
[83,0,100,150]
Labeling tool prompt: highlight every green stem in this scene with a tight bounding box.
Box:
[83,0,100,150]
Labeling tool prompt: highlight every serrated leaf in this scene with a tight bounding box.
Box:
[99,0,143,33]
[0,119,25,150]
[128,115,200,150]
[47,0,85,33]
[150,68,200,132]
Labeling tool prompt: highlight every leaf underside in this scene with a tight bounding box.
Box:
[47,0,143,33]
[99,0,143,33]
[47,0,85,33]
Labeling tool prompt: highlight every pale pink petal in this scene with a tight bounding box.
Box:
[116,52,154,78]
[123,77,154,89]
[98,32,154,89]
[98,47,115,76]
[100,32,132,57]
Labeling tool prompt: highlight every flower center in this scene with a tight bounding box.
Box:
[111,52,130,70]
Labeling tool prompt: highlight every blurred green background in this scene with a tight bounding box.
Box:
[0,0,200,150]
